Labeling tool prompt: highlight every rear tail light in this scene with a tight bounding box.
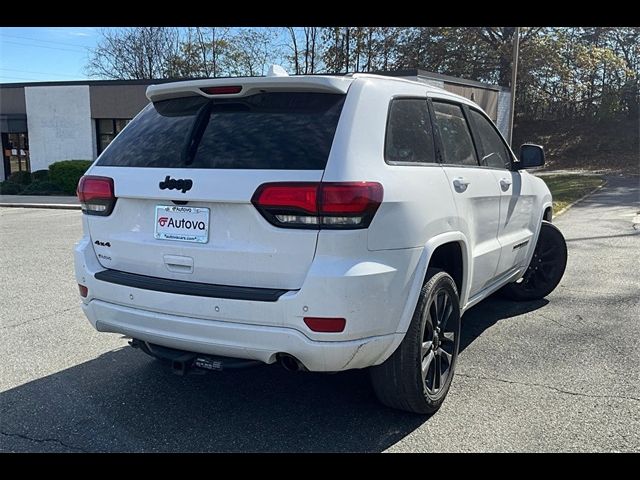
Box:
[78,284,88,298]
[77,175,116,216]
[304,317,346,333]
[252,182,383,229]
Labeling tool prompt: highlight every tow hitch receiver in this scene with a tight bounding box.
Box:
[129,339,262,374]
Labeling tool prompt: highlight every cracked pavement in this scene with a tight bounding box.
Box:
[0,175,638,452]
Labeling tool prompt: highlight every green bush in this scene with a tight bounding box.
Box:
[8,170,32,185]
[49,160,93,195]
[0,181,24,195]
[31,169,50,181]
[20,181,65,196]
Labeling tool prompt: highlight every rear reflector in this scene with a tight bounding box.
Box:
[252,182,383,229]
[77,175,116,216]
[200,85,242,95]
[78,284,88,298]
[304,317,346,333]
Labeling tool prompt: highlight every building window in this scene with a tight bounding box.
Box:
[2,132,30,177]
[96,118,130,155]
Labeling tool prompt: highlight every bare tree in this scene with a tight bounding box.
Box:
[165,27,232,78]
[191,27,230,77]
[286,27,321,74]
[301,27,320,73]
[223,28,277,77]
[87,27,181,79]
[287,27,301,74]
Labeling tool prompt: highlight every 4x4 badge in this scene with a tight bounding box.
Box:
[159,176,193,193]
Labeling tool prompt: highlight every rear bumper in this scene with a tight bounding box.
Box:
[75,234,422,371]
[83,299,401,371]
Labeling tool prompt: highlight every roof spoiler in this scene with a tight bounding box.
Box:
[146,75,352,103]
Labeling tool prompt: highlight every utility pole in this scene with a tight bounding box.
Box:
[508,27,520,147]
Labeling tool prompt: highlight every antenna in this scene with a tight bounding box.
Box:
[267,65,289,77]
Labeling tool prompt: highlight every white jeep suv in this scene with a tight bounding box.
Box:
[75,73,567,414]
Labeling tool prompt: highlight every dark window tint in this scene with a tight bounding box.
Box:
[97,92,345,170]
[432,102,477,167]
[469,109,511,169]
[384,99,435,164]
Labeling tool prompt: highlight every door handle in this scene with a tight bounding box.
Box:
[453,177,470,191]
[500,178,512,190]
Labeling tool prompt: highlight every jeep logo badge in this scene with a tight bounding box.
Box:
[159,176,193,193]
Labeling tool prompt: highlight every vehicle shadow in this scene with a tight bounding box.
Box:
[0,296,548,453]
[460,294,549,353]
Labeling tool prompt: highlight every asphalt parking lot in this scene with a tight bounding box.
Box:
[1,175,638,452]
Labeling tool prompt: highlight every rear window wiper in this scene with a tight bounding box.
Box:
[181,101,212,166]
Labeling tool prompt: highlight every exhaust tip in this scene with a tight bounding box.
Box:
[278,354,305,372]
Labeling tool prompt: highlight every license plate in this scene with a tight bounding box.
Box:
[154,205,210,243]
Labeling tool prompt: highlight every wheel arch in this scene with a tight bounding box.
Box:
[524,200,553,273]
[543,202,553,222]
[395,232,471,336]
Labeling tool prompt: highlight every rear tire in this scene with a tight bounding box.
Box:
[500,221,567,301]
[370,268,461,414]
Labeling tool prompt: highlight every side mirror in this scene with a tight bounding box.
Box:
[516,144,545,169]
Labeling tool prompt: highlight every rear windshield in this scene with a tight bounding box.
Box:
[96,92,345,170]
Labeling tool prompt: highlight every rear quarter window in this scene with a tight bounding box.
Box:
[97,92,345,170]
[384,98,436,164]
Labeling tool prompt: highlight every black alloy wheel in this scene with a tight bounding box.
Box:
[421,288,458,398]
[501,221,568,301]
[370,268,461,414]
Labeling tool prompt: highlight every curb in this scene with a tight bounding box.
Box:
[0,203,80,210]
[554,179,608,218]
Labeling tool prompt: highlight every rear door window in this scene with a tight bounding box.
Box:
[432,102,478,167]
[97,92,345,170]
